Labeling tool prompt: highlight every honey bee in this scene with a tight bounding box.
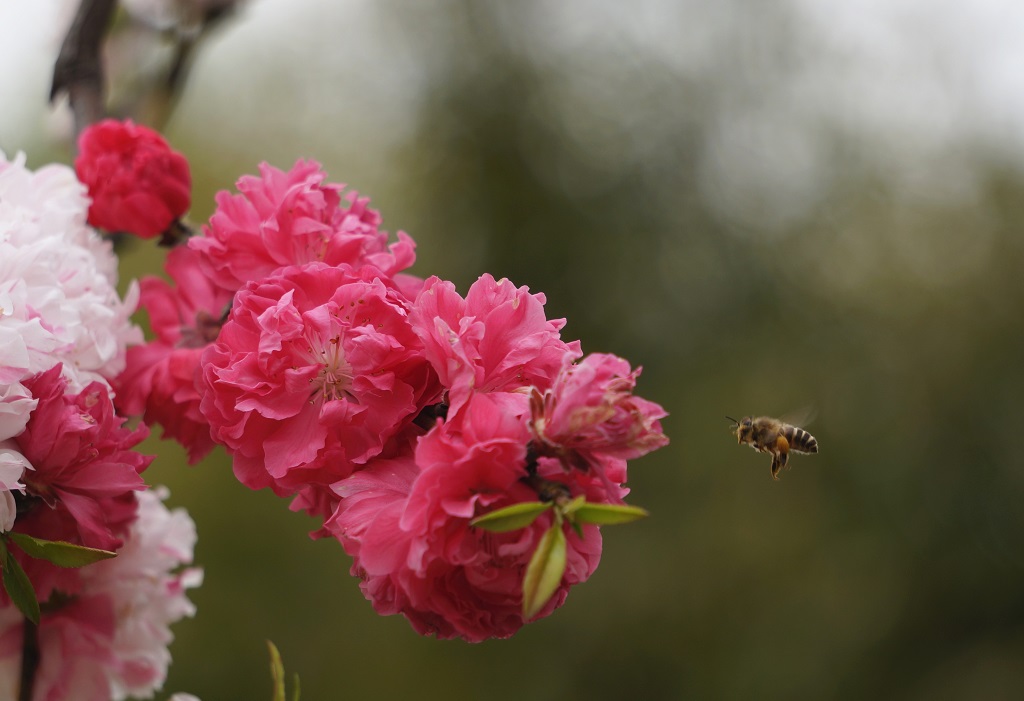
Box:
[726,415,818,480]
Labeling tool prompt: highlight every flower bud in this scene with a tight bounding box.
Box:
[75,119,191,238]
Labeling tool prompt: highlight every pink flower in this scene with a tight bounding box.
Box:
[189,160,416,294]
[75,120,191,238]
[113,247,233,463]
[0,487,200,701]
[410,275,581,416]
[530,353,669,472]
[9,365,150,600]
[328,392,609,642]
[199,262,441,501]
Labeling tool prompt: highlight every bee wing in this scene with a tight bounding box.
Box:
[780,406,817,429]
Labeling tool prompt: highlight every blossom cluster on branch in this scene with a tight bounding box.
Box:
[1,109,667,698]
[99,120,669,642]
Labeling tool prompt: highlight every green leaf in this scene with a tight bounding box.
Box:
[571,503,650,526]
[268,640,286,701]
[291,673,301,701]
[470,501,552,533]
[8,533,117,568]
[2,549,39,625]
[522,521,567,620]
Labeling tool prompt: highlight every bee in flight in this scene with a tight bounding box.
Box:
[726,415,818,480]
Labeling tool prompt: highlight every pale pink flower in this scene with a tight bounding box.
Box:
[199,262,441,502]
[530,353,669,473]
[0,380,37,442]
[114,246,233,463]
[0,487,200,701]
[84,487,202,701]
[409,275,581,416]
[0,151,142,392]
[329,392,608,642]
[189,160,416,294]
[10,365,150,600]
[0,447,29,532]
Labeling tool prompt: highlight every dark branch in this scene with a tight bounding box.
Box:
[166,4,236,94]
[18,619,39,701]
[50,0,116,143]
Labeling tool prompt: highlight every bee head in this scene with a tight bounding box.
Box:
[727,415,754,444]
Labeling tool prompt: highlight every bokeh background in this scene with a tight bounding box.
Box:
[3,1,1024,699]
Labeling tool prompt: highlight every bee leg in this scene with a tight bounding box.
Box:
[770,436,790,479]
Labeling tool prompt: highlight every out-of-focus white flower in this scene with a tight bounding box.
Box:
[88,487,203,701]
[0,380,36,441]
[121,0,242,36]
[0,447,28,532]
[0,151,142,393]
[0,487,201,701]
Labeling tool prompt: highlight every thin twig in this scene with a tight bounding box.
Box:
[18,619,39,701]
[51,0,117,144]
[137,2,239,129]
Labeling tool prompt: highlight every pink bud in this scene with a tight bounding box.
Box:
[75,119,191,238]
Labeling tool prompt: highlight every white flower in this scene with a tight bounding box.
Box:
[0,151,142,394]
[0,446,28,532]
[0,380,36,442]
[121,0,241,35]
[85,487,203,701]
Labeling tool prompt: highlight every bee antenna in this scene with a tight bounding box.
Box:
[725,416,738,424]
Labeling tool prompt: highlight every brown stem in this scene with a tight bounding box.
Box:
[18,619,39,701]
[50,0,116,144]
[130,2,239,129]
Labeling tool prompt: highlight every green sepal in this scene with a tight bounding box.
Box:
[8,532,117,568]
[470,501,552,532]
[1,546,40,625]
[571,503,650,525]
[521,520,567,620]
[568,519,585,539]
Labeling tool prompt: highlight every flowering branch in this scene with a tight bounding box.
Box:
[50,0,116,142]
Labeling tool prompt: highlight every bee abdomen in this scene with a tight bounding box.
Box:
[784,426,818,454]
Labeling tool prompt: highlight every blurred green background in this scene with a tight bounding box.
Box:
[4,1,1024,699]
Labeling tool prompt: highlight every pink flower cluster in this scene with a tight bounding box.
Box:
[121,158,668,641]
[9,367,150,600]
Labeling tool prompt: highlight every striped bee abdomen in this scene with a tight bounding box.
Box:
[783,425,818,454]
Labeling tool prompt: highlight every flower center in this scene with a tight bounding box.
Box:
[308,333,356,403]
